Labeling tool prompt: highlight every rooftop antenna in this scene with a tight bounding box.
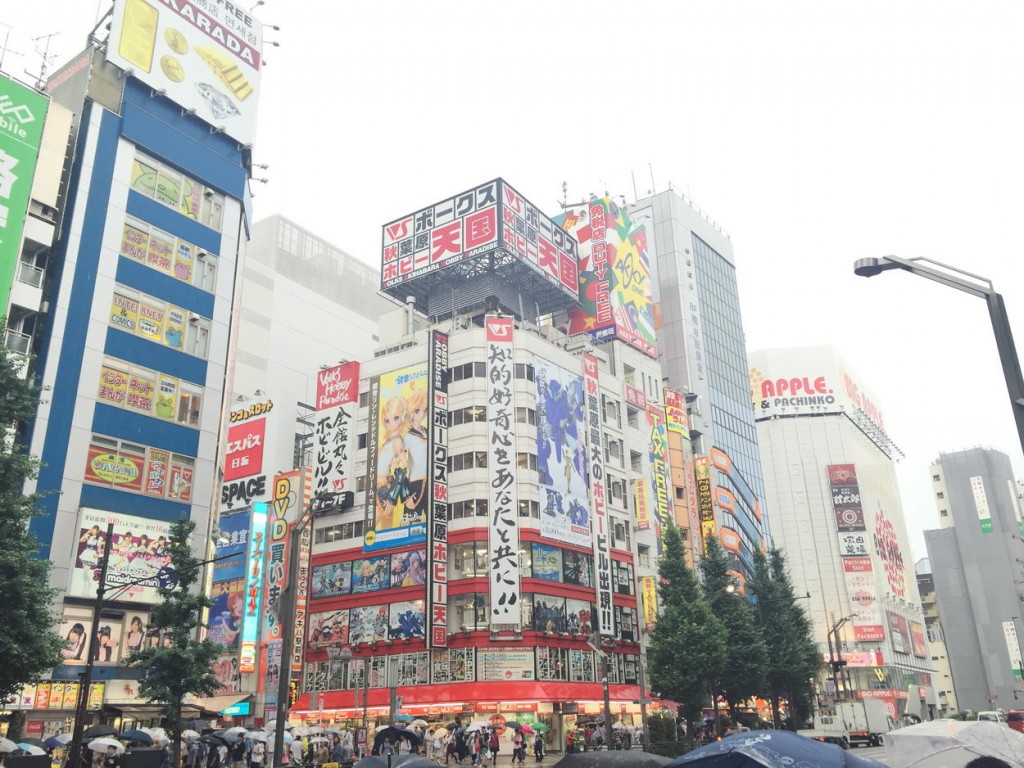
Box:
[26,32,58,90]
[0,23,25,74]
[561,180,568,209]
[631,170,638,200]
[648,163,656,195]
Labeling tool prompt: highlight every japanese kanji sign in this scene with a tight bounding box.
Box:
[428,330,450,646]
[583,353,613,637]
[313,362,359,495]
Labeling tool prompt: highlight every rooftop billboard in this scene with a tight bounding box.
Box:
[108,0,263,145]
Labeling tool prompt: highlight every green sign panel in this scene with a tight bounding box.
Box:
[0,74,50,323]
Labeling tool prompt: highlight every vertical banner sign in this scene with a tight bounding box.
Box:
[428,331,450,646]
[1002,621,1024,683]
[486,317,521,625]
[292,468,313,674]
[663,388,691,528]
[262,471,300,686]
[314,362,360,494]
[240,502,268,673]
[971,476,993,534]
[647,405,673,532]
[0,74,48,316]
[640,576,658,630]
[583,353,614,637]
[634,482,650,532]
[827,464,885,642]
[695,457,715,551]
[1008,480,1024,537]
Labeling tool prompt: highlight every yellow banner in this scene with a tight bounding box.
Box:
[641,576,658,629]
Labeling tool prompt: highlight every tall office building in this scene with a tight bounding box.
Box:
[750,346,936,720]
[627,190,768,578]
[924,447,1024,711]
[7,0,265,732]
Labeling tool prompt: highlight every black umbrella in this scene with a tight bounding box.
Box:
[554,751,672,768]
[356,757,434,768]
[84,725,118,738]
[371,728,422,755]
[200,734,230,748]
[665,731,885,768]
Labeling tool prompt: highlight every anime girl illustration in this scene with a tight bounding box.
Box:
[374,384,428,532]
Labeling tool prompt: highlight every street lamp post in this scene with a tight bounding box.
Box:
[273,491,343,768]
[853,256,1024,460]
[827,615,853,701]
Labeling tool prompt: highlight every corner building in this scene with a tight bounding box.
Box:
[289,181,671,746]
[10,0,265,731]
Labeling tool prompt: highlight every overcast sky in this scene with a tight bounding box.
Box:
[6,1,1024,562]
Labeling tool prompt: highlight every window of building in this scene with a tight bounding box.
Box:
[196,252,218,292]
[132,150,225,231]
[451,499,488,520]
[110,286,212,358]
[448,594,487,631]
[518,499,540,518]
[185,317,210,358]
[451,406,486,426]
[626,406,639,429]
[449,451,487,472]
[637,544,651,569]
[514,363,535,381]
[358,433,367,449]
[515,407,537,426]
[314,519,365,544]
[630,450,643,473]
[359,392,369,408]
[613,560,634,595]
[932,474,941,482]
[98,356,203,428]
[177,383,203,427]
[936,492,945,499]
[84,433,194,502]
[603,397,621,428]
[516,452,538,471]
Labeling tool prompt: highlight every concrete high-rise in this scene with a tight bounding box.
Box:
[915,558,959,716]
[924,447,1024,711]
[750,346,937,720]
[627,190,769,579]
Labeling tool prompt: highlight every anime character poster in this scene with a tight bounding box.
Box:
[388,600,426,640]
[207,509,251,651]
[562,549,593,588]
[306,609,350,649]
[364,364,430,552]
[531,543,562,582]
[351,555,391,593]
[348,604,389,644]
[310,561,352,600]
[534,357,590,548]
[533,596,567,633]
[391,550,427,587]
[565,599,594,635]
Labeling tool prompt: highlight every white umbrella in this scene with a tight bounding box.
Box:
[223,727,249,740]
[247,732,269,743]
[290,727,309,738]
[307,737,329,745]
[182,731,201,742]
[409,720,428,728]
[55,734,74,745]
[374,726,390,734]
[144,728,169,744]
[431,728,449,740]
[0,738,19,753]
[306,727,324,736]
[88,739,125,755]
[885,719,1024,767]
[465,721,491,733]
[17,745,46,756]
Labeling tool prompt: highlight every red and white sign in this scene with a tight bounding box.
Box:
[316,363,359,411]
[625,384,647,410]
[313,362,360,495]
[224,418,266,482]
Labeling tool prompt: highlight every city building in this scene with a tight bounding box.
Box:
[750,346,937,720]
[914,558,959,716]
[232,214,396,404]
[281,182,680,748]
[6,0,266,733]
[1,71,72,368]
[923,446,1024,711]
[627,190,768,577]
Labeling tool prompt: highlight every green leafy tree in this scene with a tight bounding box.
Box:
[700,536,768,717]
[125,517,223,768]
[747,547,820,728]
[0,319,64,733]
[648,524,727,735]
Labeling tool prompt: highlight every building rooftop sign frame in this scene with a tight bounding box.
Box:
[381,178,581,318]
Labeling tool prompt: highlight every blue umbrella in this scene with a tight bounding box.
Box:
[121,729,153,745]
[666,730,886,768]
[394,714,414,722]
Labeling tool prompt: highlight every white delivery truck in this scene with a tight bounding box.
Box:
[837,699,892,747]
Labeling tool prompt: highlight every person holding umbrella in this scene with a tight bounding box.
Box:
[532,734,543,763]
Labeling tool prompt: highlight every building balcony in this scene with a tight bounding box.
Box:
[10,262,45,312]
[4,328,31,355]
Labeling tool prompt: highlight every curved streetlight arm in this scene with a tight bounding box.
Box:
[854,256,1024,461]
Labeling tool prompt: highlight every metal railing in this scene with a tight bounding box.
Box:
[4,328,31,354]
[17,261,44,288]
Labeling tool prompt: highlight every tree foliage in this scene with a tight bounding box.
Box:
[747,547,821,727]
[700,536,768,713]
[648,524,727,729]
[125,517,223,768]
[0,319,65,708]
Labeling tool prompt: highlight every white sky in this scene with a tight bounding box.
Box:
[6,1,1024,563]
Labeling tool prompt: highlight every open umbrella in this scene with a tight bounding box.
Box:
[885,719,1024,767]
[0,738,18,753]
[290,727,310,738]
[409,720,428,728]
[44,737,67,750]
[247,732,269,743]
[666,730,885,768]
[223,727,249,740]
[465,721,492,733]
[431,728,449,740]
[528,723,548,732]
[200,734,230,748]
[356,757,434,768]
[182,731,201,742]
[17,739,46,749]
[279,732,294,745]
[87,739,125,755]
[518,725,536,735]
[17,744,46,756]
[84,724,118,738]
[394,714,414,722]
[372,726,422,755]
[121,729,154,745]
[143,728,169,744]
[305,727,325,736]
[308,737,330,745]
